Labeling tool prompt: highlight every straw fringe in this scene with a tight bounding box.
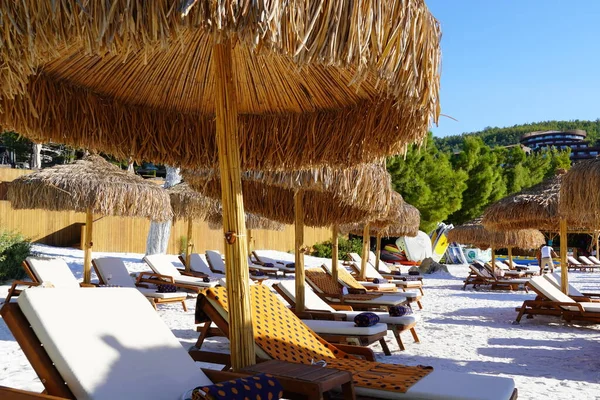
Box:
[7,155,172,221]
[449,217,545,250]
[560,159,600,226]
[169,182,219,221]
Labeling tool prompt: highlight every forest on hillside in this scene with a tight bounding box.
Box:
[434,119,600,151]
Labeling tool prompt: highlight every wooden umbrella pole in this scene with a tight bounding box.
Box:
[83,208,93,284]
[359,224,370,280]
[507,247,514,270]
[596,230,599,258]
[560,218,568,294]
[185,218,193,271]
[375,233,382,272]
[213,40,255,370]
[247,229,252,255]
[491,246,496,275]
[331,224,339,284]
[295,190,306,313]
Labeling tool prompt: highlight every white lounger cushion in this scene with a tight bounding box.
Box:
[188,253,219,276]
[18,288,212,399]
[26,256,80,288]
[136,288,186,299]
[94,257,136,287]
[359,281,398,291]
[302,319,387,336]
[144,255,217,288]
[545,273,583,297]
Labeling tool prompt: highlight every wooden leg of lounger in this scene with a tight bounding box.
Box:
[410,327,420,343]
[416,300,423,309]
[194,321,213,349]
[150,300,158,310]
[181,300,188,312]
[391,327,406,351]
[378,338,391,356]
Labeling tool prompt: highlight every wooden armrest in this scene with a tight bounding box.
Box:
[0,386,67,399]
[10,280,39,288]
[79,283,96,288]
[348,288,367,294]
[329,304,354,311]
[333,344,376,361]
[136,271,175,284]
[570,296,592,302]
[177,268,208,278]
[189,350,234,367]
[581,292,600,298]
[293,310,347,321]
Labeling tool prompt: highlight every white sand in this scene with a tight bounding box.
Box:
[2,244,600,399]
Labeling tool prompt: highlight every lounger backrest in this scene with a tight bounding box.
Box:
[305,268,342,295]
[528,276,578,309]
[547,272,583,297]
[188,253,213,275]
[567,256,581,265]
[469,263,492,279]
[18,288,212,399]
[321,263,365,290]
[276,280,335,312]
[93,258,136,288]
[205,250,226,273]
[579,256,595,265]
[494,261,509,270]
[26,256,80,288]
[143,254,182,278]
[348,253,362,264]
[590,256,600,264]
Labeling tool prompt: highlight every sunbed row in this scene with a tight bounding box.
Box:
[1,282,518,399]
[567,255,600,271]
[463,261,531,291]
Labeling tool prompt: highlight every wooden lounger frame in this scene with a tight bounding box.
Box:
[273,283,420,354]
[91,260,188,311]
[0,302,319,400]
[463,265,529,292]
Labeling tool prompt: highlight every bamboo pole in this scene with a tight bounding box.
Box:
[560,218,568,294]
[331,224,339,284]
[213,40,255,370]
[507,247,514,270]
[185,218,193,271]
[295,190,306,313]
[595,230,599,259]
[375,233,382,271]
[490,246,496,275]
[359,224,370,280]
[247,229,253,255]
[83,208,93,284]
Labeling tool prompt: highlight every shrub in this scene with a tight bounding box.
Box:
[311,236,364,261]
[0,230,32,282]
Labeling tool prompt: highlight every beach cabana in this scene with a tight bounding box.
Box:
[7,155,172,283]
[449,217,545,271]
[1,1,441,369]
[482,170,593,293]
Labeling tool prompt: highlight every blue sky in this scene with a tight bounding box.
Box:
[426,0,600,137]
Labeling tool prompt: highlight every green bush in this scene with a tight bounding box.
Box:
[311,236,364,261]
[0,230,32,282]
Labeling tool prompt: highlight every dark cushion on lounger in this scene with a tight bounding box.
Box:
[354,312,380,327]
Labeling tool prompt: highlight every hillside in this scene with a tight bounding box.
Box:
[434,119,600,152]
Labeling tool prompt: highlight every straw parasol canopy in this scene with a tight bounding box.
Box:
[481,170,582,232]
[8,155,171,221]
[7,154,172,283]
[560,158,600,226]
[0,1,441,370]
[1,2,441,170]
[449,217,545,250]
[207,213,284,232]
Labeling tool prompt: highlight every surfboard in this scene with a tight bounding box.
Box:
[430,223,453,263]
[396,231,432,262]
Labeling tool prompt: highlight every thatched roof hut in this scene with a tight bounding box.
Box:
[481,170,584,232]
[1,2,441,170]
[449,217,545,250]
[8,155,171,221]
[560,158,600,225]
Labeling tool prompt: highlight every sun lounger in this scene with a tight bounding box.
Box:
[0,287,306,399]
[326,261,398,292]
[463,263,529,292]
[181,253,268,283]
[543,273,600,301]
[566,256,593,272]
[588,255,600,265]
[274,281,420,353]
[93,257,188,310]
[578,256,600,271]
[5,257,95,303]
[492,261,532,277]
[194,285,518,400]
[352,252,425,290]
[515,276,600,323]
[142,254,219,293]
[305,267,415,311]
[252,250,296,275]
[205,250,278,277]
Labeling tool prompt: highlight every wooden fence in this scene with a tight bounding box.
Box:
[0,168,332,254]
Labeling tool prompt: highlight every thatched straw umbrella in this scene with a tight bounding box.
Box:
[8,155,171,282]
[482,170,593,293]
[184,164,393,309]
[449,217,545,271]
[340,194,419,276]
[1,1,441,369]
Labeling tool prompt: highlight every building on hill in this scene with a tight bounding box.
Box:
[519,129,600,162]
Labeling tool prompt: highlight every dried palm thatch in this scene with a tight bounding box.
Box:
[340,193,420,237]
[0,1,441,170]
[7,155,171,221]
[187,162,394,214]
[560,159,600,225]
[482,170,587,232]
[185,173,382,227]
[168,182,219,221]
[449,217,545,250]
[207,212,285,232]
